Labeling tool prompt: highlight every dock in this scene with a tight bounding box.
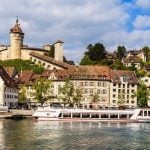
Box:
[0,109,33,119]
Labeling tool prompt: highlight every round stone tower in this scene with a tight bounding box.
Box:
[9,19,24,59]
[54,40,64,62]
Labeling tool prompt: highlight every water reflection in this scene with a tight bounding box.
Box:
[0,121,5,150]
[0,119,150,150]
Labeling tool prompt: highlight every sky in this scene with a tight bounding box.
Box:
[0,0,149,63]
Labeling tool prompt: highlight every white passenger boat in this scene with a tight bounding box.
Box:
[32,106,150,122]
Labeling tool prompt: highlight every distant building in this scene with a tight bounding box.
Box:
[122,56,141,70]
[126,50,146,62]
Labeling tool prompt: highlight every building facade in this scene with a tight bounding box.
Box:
[0,66,18,108]
[20,66,138,108]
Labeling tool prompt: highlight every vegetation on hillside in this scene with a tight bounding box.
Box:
[0,59,44,74]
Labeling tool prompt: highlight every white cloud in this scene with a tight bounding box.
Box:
[133,15,150,29]
[0,0,149,62]
[136,0,150,9]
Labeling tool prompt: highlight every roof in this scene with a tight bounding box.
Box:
[0,66,17,87]
[30,52,73,69]
[110,70,138,84]
[10,19,24,34]
[55,40,64,44]
[4,67,17,78]
[43,66,111,80]
[122,56,141,63]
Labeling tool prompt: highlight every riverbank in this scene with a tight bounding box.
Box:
[0,109,33,119]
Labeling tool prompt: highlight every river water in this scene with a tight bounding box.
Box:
[0,119,150,150]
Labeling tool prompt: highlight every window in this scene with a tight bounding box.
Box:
[127,90,129,93]
[123,84,125,88]
[118,84,121,88]
[102,82,107,87]
[97,82,101,87]
[80,82,83,87]
[131,90,134,93]
[84,82,88,86]
[131,84,134,87]
[113,89,116,92]
[103,89,107,94]
[113,83,116,86]
[84,89,88,94]
[97,89,101,94]
[113,94,116,98]
[90,89,93,94]
[90,82,94,86]
[112,100,116,103]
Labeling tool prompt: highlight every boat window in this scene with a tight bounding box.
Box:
[139,111,143,116]
[144,111,147,116]
[148,111,150,116]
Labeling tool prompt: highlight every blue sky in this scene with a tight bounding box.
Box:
[0,0,149,63]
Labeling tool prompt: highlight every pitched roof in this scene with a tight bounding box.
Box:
[18,70,41,85]
[122,56,141,63]
[10,19,24,34]
[43,66,111,80]
[110,70,138,84]
[0,66,17,87]
[30,52,74,69]
[4,67,17,78]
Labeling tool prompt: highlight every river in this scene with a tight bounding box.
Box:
[0,119,150,150]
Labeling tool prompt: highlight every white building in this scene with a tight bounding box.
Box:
[0,66,18,108]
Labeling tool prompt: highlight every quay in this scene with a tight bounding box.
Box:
[0,109,33,119]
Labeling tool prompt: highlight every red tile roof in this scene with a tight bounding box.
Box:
[43,66,111,80]
[110,70,138,84]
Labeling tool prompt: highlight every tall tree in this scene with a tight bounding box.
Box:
[116,45,126,60]
[72,88,83,107]
[18,85,27,104]
[136,82,149,107]
[142,46,150,62]
[59,79,75,106]
[85,43,107,61]
[32,77,52,105]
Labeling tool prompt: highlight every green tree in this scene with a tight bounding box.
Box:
[117,90,125,107]
[80,54,93,65]
[116,45,127,60]
[85,43,107,62]
[32,77,52,105]
[18,85,27,104]
[72,88,83,107]
[59,79,75,106]
[90,93,99,109]
[112,59,126,70]
[142,46,150,62]
[136,82,149,107]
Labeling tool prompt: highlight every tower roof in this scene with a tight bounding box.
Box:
[10,19,24,34]
[55,40,64,44]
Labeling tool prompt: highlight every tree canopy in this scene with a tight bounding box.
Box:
[32,77,52,104]
[136,82,149,107]
[116,45,127,60]
[85,43,107,62]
